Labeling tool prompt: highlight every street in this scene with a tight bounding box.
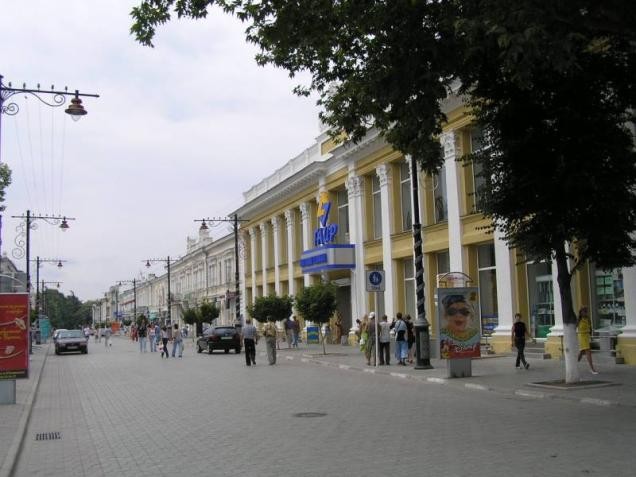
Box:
[14,337,636,477]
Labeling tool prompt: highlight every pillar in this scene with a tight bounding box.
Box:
[376,163,395,318]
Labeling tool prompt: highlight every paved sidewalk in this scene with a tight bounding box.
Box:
[273,341,636,408]
[0,343,49,477]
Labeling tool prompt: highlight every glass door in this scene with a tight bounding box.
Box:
[527,262,554,338]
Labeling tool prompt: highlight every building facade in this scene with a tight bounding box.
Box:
[234,100,636,364]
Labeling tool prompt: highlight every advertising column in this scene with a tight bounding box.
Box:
[0,294,30,404]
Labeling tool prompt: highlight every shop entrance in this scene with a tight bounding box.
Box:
[527,262,554,338]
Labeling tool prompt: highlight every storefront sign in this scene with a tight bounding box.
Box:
[0,294,30,380]
[301,244,355,274]
[438,287,481,360]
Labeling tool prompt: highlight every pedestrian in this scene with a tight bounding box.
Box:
[148,322,157,352]
[95,327,100,343]
[284,316,294,349]
[172,323,183,358]
[291,315,300,348]
[405,314,415,364]
[138,319,148,353]
[392,313,408,365]
[378,314,391,365]
[160,325,169,358]
[334,314,343,345]
[103,326,112,349]
[242,318,258,366]
[511,313,531,369]
[366,312,377,366]
[359,314,369,355]
[577,307,598,374]
[263,319,278,365]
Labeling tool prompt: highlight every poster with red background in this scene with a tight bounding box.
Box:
[0,294,30,380]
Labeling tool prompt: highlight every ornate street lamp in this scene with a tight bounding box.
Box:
[194,214,248,326]
[117,279,138,323]
[144,257,175,323]
[31,257,67,316]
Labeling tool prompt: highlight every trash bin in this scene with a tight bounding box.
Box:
[34,330,41,345]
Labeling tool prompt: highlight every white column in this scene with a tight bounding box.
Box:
[285,209,296,297]
[249,227,258,299]
[620,265,636,337]
[376,163,395,318]
[547,258,564,336]
[300,202,312,287]
[239,231,247,319]
[347,170,367,324]
[441,131,465,272]
[260,222,270,296]
[272,216,281,295]
[491,229,516,336]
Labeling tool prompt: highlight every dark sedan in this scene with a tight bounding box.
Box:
[55,330,88,355]
[197,326,241,354]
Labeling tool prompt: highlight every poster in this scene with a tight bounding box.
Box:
[0,294,30,380]
[438,287,481,359]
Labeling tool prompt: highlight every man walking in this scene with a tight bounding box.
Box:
[263,319,278,365]
[512,313,531,369]
[138,319,148,353]
[378,314,391,365]
[242,318,258,366]
[172,323,183,358]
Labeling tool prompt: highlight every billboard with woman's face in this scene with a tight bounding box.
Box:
[438,288,481,359]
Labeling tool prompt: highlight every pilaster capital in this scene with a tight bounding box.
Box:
[376,163,392,188]
[346,173,364,199]
[441,130,462,161]
[248,227,257,239]
[284,209,295,228]
[300,202,311,223]
[271,216,280,233]
[259,222,269,234]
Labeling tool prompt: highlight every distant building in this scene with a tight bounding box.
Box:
[0,253,27,293]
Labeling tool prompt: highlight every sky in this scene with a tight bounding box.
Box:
[0,0,321,301]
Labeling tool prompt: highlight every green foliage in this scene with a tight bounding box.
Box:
[136,314,147,326]
[42,289,90,329]
[248,294,293,323]
[295,283,336,326]
[0,162,12,211]
[182,307,200,325]
[199,301,220,323]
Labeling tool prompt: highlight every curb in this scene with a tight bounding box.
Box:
[289,354,629,408]
[0,345,49,477]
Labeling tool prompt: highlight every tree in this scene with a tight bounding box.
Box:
[199,301,220,324]
[295,283,337,355]
[247,294,293,324]
[131,2,636,381]
[182,307,199,326]
[0,163,12,211]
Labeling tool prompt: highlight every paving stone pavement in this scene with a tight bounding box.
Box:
[2,336,636,477]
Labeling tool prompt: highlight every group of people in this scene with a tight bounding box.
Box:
[358,312,415,366]
[133,319,185,358]
[512,306,598,374]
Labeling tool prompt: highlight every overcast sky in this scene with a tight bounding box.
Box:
[0,0,320,301]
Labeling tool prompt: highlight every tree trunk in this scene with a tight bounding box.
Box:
[554,243,581,383]
[319,326,326,355]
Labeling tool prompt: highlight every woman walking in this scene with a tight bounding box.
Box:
[160,325,170,359]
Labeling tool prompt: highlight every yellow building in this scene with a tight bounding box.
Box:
[233,101,636,364]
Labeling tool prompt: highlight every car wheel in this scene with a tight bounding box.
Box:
[209,347,215,355]
[224,348,229,354]
[197,344,203,354]
[55,348,60,355]
[235,347,241,354]
[82,349,87,354]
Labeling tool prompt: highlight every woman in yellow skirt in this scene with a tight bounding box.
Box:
[577,307,598,375]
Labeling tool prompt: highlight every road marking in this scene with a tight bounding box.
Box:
[389,372,408,379]
[363,368,376,374]
[338,364,351,370]
[427,377,446,384]
[464,383,488,391]
[285,356,294,360]
[515,389,546,399]
[580,398,612,407]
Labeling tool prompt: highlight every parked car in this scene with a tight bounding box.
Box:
[197,326,241,354]
[55,329,88,355]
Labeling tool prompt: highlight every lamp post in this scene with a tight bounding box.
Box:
[118,279,137,324]
[31,257,66,317]
[40,280,62,316]
[11,210,75,294]
[145,257,174,324]
[409,154,433,369]
[195,215,247,326]
[0,75,98,253]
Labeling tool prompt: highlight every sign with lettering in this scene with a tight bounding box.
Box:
[314,192,339,246]
[0,294,30,380]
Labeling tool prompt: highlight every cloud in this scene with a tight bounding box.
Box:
[1,0,320,300]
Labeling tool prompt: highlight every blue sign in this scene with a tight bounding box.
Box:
[314,192,339,247]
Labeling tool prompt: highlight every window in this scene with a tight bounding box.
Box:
[434,164,448,223]
[470,128,489,213]
[592,267,625,328]
[337,189,349,243]
[477,243,498,336]
[437,250,450,275]
[403,258,416,318]
[372,175,382,239]
[399,162,412,231]
[225,259,233,284]
[527,262,553,338]
[210,263,217,286]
